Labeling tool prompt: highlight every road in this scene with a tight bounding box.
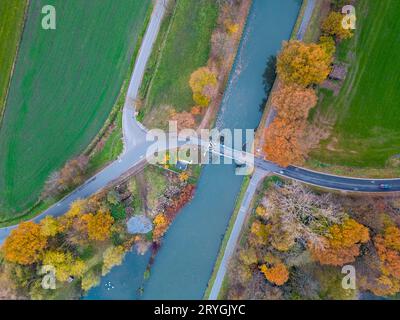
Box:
[0,0,169,243]
[296,0,316,40]
[1,0,400,246]
[122,0,168,150]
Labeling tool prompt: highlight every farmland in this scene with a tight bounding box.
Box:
[0,0,151,220]
[0,0,28,118]
[309,0,400,169]
[139,0,218,128]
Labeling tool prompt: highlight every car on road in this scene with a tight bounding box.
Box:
[379,184,391,190]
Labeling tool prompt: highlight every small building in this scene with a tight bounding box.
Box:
[329,64,348,81]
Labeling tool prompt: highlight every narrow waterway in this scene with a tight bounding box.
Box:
[85,0,301,300]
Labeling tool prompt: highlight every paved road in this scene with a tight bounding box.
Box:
[122,0,168,149]
[296,0,316,40]
[0,0,169,243]
[1,0,400,245]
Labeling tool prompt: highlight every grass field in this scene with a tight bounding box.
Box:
[0,0,28,118]
[140,0,218,127]
[310,0,400,169]
[0,0,151,220]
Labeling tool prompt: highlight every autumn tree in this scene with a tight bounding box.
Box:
[82,210,114,241]
[42,250,87,282]
[308,218,370,266]
[371,226,400,296]
[263,117,305,167]
[259,255,289,286]
[189,67,217,107]
[153,213,169,240]
[277,40,332,87]
[102,246,125,275]
[43,156,88,197]
[2,222,47,265]
[319,35,336,57]
[322,11,353,41]
[239,247,258,266]
[81,271,101,291]
[40,216,62,237]
[271,84,317,121]
[249,220,270,246]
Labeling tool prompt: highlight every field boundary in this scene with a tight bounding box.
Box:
[0,0,30,127]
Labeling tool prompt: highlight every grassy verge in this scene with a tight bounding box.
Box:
[0,0,28,119]
[203,175,250,299]
[309,0,400,171]
[139,0,218,128]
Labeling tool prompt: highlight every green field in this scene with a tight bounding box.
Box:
[310,0,400,168]
[0,0,28,118]
[140,0,218,127]
[0,0,151,220]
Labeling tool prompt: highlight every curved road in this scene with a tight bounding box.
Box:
[1,0,399,248]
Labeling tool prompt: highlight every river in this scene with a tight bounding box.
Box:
[85,0,301,300]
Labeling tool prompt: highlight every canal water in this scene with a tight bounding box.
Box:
[85,0,301,300]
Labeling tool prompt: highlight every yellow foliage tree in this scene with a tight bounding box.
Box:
[189,67,217,107]
[82,210,114,241]
[102,246,125,276]
[250,221,270,246]
[153,213,169,240]
[81,271,101,291]
[319,35,336,57]
[2,222,47,265]
[40,216,62,237]
[322,11,353,41]
[42,250,87,282]
[179,171,189,182]
[224,19,239,35]
[308,218,370,266]
[277,40,332,87]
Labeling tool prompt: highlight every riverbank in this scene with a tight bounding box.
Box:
[208,0,312,299]
[138,0,301,300]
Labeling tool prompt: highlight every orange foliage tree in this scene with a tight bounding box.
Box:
[271,84,317,121]
[372,226,400,295]
[259,255,289,286]
[308,218,370,266]
[2,222,47,265]
[277,40,332,87]
[263,117,305,167]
